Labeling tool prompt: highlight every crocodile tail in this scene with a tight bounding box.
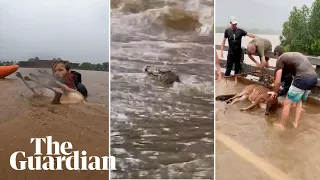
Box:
[215,94,237,101]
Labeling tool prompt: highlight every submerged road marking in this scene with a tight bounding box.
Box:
[216,131,292,180]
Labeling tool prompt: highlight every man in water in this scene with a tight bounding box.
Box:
[52,60,88,103]
[220,16,256,84]
[270,45,318,130]
[247,37,273,72]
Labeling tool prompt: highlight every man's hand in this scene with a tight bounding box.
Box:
[216,70,222,81]
[248,54,260,70]
[265,62,270,68]
[255,62,261,70]
[268,91,278,99]
[261,59,267,69]
[247,33,257,38]
[61,84,78,93]
[52,87,64,94]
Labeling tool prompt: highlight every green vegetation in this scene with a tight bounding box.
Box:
[17,57,109,71]
[216,26,281,35]
[280,0,320,56]
[0,61,15,66]
[78,62,109,71]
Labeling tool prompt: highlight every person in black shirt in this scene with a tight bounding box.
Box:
[220,17,256,83]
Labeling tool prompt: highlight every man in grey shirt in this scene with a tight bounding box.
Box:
[269,45,318,130]
[247,37,273,71]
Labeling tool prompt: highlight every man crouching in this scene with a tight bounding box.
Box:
[269,46,318,130]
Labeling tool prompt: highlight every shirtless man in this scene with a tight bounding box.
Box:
[247,37,272,71]
[269,46,318,130]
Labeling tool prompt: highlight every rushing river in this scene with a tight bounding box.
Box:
[110,0,214,179]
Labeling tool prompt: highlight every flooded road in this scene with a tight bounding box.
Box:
[215,80,320,180]
[0,68,109,180]
[110,0,214,179]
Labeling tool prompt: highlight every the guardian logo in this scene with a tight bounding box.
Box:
[10,136,116,171]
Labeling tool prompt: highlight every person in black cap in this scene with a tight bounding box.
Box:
[220,16,256,84]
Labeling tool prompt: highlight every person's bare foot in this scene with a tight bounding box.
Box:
[292,121,298,128]
[233,79,238,85]
[273,122,285,131]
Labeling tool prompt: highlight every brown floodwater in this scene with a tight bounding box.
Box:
[0,68,109,180]
[110,0,214,179]
[215,80,320,180]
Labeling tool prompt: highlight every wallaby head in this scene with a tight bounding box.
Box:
[265,92,279,115]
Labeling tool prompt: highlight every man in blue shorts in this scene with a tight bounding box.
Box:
[270,45,318,130]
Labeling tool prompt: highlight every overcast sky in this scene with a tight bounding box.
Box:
[216,0,314,30]
[0,0,109,63]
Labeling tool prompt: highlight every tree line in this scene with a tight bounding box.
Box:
[19,57,109,71]
[77,62,109,71]
[280,0,320,56]
[0,61,16,66]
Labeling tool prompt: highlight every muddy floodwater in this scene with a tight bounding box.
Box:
[110,0,214,179]
[215,80,320,180]
[0,68,109,180]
